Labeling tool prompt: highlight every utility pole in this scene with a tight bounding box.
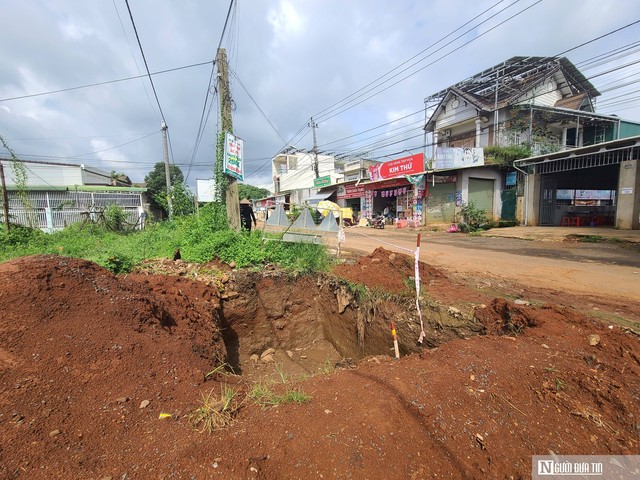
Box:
[161,121,173,221]
[0,161,10,233]
[217,47,241,231]
[308,117,319,178]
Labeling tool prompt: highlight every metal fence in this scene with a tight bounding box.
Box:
[0,190,145,232]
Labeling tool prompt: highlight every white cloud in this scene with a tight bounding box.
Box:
[58,21,93,41]
[0,0,638,187]
[267,0,305,45]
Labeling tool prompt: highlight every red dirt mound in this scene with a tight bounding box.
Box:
[0,255,639,479]
[333,246,446,294]
[0,255,226,478]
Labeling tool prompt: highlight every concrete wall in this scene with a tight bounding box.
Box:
[616,158,640,230]
[523,173,542,226]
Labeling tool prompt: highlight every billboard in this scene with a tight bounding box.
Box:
[368,153,425,181]
[196,178,217,202]
[337,184,366,200]
[224,132,244,181]
[435,148,484,170]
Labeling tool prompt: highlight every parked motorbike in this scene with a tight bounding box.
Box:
[370,215,385,229]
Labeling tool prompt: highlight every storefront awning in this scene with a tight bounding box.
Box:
[306,189,336,205]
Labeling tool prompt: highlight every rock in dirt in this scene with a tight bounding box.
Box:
[588,334,601,346]
[286,350,294,359]
[250,354,259,364]
[49,429,61,437]
[261,354,275,363]
[116,396,129,404]
[447,306,462,318]
[260,348,275,359]
[514,299,530,306]
[139,400,150,409]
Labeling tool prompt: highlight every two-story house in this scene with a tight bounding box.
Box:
[423,56,640,229]
[271,148,378,208]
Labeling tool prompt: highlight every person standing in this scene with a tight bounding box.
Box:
[239,198,257,232]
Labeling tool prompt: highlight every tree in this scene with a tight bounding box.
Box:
[154,182,195,217]
[144,162,192,217]
[237,184,271,200]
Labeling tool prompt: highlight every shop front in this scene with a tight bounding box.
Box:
[363,153,428,226]
[362,177,426,226]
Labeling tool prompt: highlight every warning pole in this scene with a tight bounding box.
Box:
[415,234,426,344]
[391,321,400,359]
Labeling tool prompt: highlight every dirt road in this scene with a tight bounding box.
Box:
[335,227,640,303]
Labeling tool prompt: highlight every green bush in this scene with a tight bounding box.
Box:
[0,224,45,247]
[483,145,531,166]
[0,202,331,275]
[102,253,135,274]
[103,204,129,232]
[459,202,489,232]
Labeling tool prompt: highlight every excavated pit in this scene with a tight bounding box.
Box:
[219,270,484,378]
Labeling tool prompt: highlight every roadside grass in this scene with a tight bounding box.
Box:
[588,309,640,332]
[188,384,243,433]
[247,382,311,407]
[568,234,627,245]
[246,363,312,408]
[0,204,331,275]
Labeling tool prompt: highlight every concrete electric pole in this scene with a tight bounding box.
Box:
[217,47,241,231]
[308,117,319,178]
[161,121,173,221]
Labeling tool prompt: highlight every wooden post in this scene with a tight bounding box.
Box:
[217,48,241,231]
[0,161,10,233]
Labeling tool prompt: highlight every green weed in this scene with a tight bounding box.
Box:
[0,204,331,275]
[247,382,311,407]
[318,359,335,375]
[274,363,288,384]
[188,384,242,433]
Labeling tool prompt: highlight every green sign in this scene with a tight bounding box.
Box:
[314,175,331,187]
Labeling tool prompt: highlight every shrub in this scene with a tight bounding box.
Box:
[459,202,489,232]
[0,224,45,247]
[103,204,128,232]
[102,253,135,274]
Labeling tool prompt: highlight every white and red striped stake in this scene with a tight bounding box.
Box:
[415,234,426,344]
[391,320,400,359]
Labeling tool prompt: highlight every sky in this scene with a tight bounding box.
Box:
[1,0,640,194]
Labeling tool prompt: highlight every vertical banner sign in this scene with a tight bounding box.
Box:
[224,132,244,181]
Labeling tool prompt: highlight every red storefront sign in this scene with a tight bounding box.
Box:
[368,153,425,181]
[337,184,366,200]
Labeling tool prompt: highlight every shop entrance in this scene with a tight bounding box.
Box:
[539,164,619,226]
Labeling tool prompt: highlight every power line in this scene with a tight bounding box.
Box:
[319,21,640,163]
[112,0,158,122]
[124,0,167,124]
[70,130,160,158]
[185,0,235,182]
[316,0,543,124]
[230,67,288,145]
[313,0,511,121]
[0,60,213,103]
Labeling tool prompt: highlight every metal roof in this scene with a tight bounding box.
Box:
[425,56,600,110]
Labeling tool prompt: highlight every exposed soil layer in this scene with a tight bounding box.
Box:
[0,253,638,479]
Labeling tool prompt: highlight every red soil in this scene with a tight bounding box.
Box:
[0,253,638,479]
